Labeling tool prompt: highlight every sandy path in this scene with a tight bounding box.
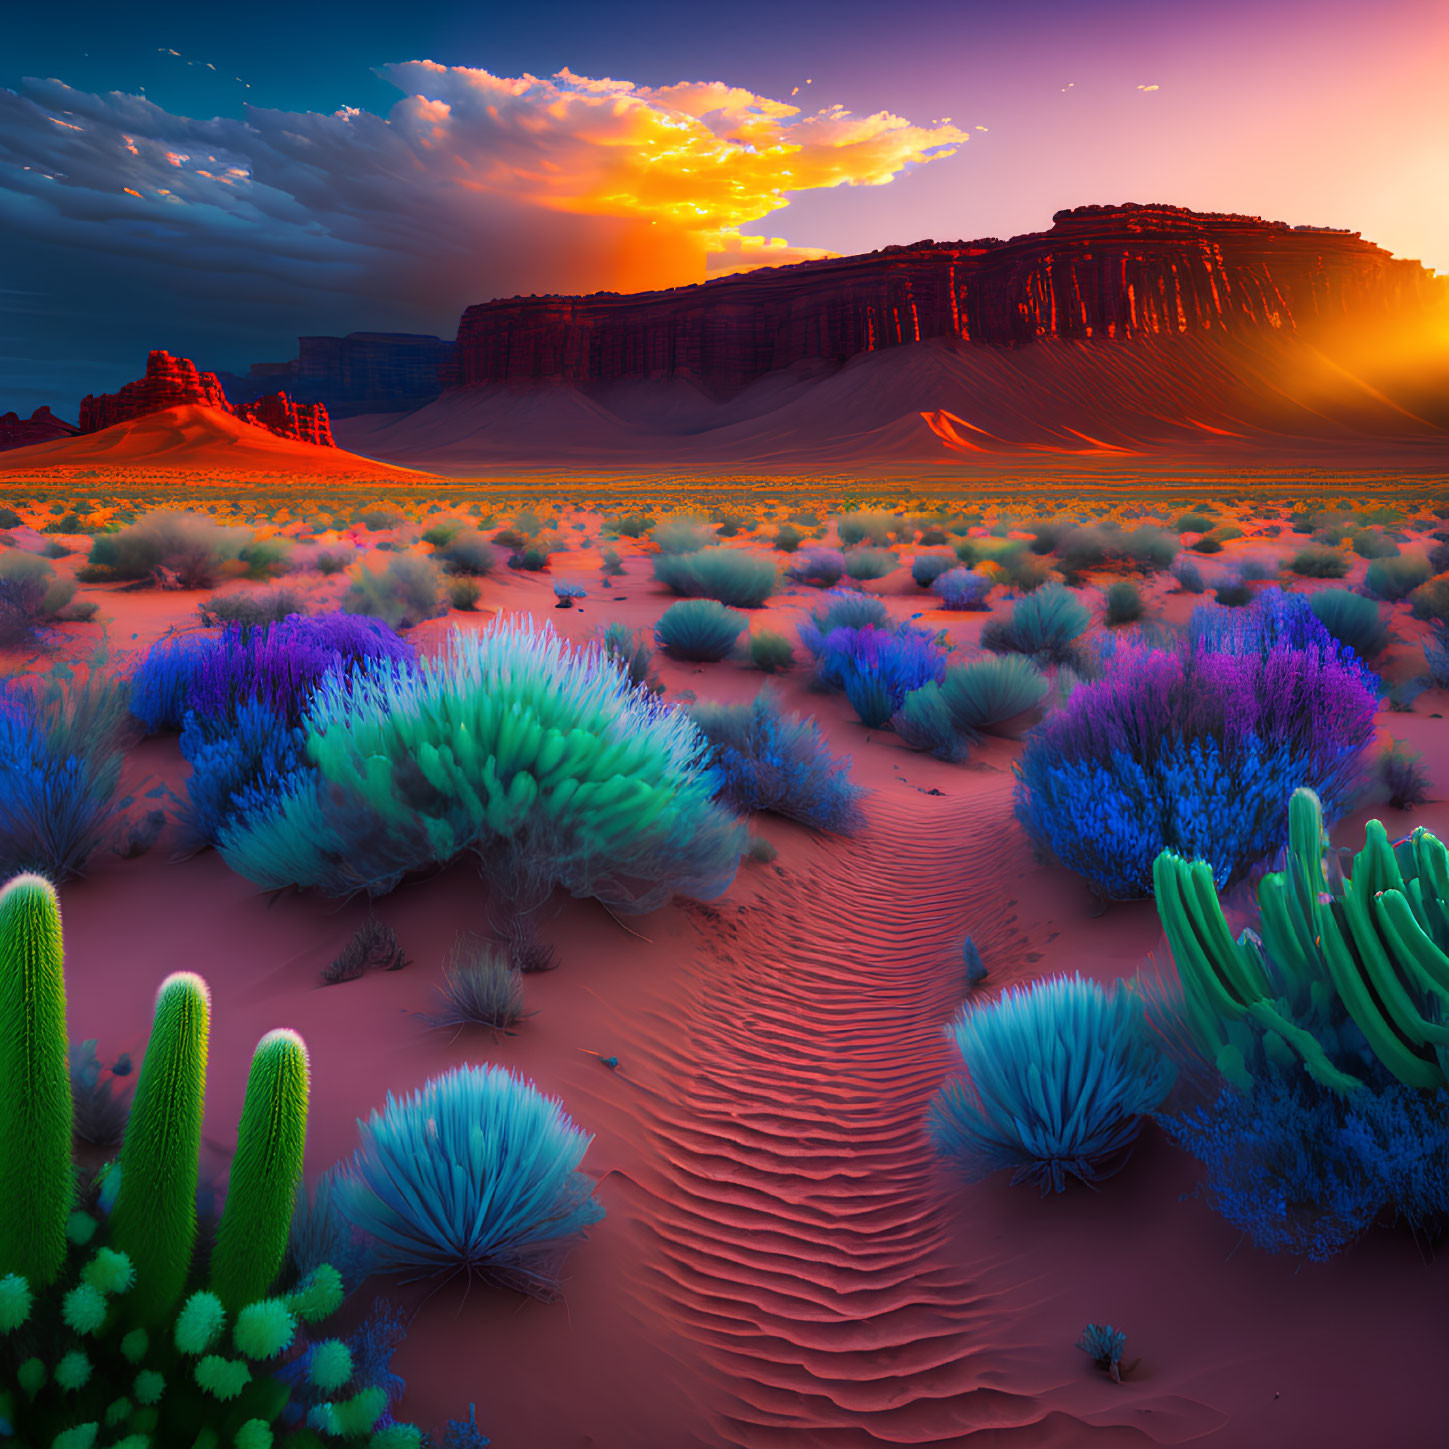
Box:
[611,783,1129,1447]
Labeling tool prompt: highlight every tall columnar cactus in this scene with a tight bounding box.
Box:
[211,1028,311,1311]
[1155,787,1449,1093]
[0,874,74,1288]
[109,971,211,1325]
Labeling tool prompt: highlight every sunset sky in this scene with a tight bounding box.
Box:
[2,0,1445,414]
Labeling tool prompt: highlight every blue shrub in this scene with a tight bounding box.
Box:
[690,690,866,833]
[1077,1324,1127,1378]
[1159,1079,1449,1260]
[929,974,1175,1193]
[810,622,946,727]
[0,664,128,879]
[911,553,957,588]
[797,589,890,657]
[129,633,218,732]
[1187,586,1377,689]
[336,1064,605,1297]
[131,612,413,734]
[179,698,309,848]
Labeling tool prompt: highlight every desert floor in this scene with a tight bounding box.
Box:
[2,475,1447,1449]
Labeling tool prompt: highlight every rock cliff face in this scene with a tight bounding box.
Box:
[218,333,455,418]
[448,203,1447,395]
[0,406,79,452]
[80,351,334,446]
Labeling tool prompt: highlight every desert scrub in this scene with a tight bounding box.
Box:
[931,567,992,611]
[1307,589,1389,659]
[335,1064,604,1296]
[342,553,446,630]
[1103,580,1144,626]
[691,689,866,833]
[1365,551,1432,602]
[748,629,795,673]
[198,586,306,629]
[432,528,498,576]
[597,621,661,692]
[655,599,747,661]
[938,655,1047,736]
[1289,545,1350,579]
[218,619,747,911]
[653,546,778,607]
[0,552,94,648]
[807,622,947,728]
[78,509,250,588]
[979,582,1090,667]
[785,548,846,588]
[1376,739,1431,809]
[1015,593,1378,899]
[651,515,717,555]
[421,936,528,1032]
[910,552,957,588]
[929,974,1174,1192]
[0,657,130,880]
[842,547,898,582]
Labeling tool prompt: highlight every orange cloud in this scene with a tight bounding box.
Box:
[380,62,969,275]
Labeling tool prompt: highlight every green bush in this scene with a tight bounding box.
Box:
[198,587,305,629]
[837,511,901,547]
[1104,580,1144,626]
[1352,529,1399,559]
[81,510,249,588]
[342,554,446,630]
[1409,574,1449,626]
[653,547,777,607]
[220,620,747,912]
[1289,546,1350,579]
[748,630,795,673]
[773,524,804,553]
[433,528,498,576]
[446,576,480,611]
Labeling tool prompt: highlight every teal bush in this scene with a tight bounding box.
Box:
[1307,589,1389,658]
[218,620,746,912]
[979,583,1090,666]
[929,974,1175,1192]
[1365,552,1432,602]
[938,656,1047,736]
[651,517,717,555]
[842,548,898,582]
[1103,580,1144,626]
[652,547,778,607]
[655,599,747,662]
[336,1064,604,1297]
[748,630,795,673]
[910,553,957,588]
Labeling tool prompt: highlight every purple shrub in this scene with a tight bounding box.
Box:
[1014,634,1378,899]
[132,612,413,733]
[813,623,947,727]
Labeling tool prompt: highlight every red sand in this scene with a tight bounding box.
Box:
[10,515,1449,1447]
[0,404,430,478]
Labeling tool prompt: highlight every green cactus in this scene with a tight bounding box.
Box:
[1154,787,1449,1092]
[211,1030,311,1312]
[109,972,211,1326]
[0,873,75,1288]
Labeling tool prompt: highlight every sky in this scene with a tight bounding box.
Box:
[2,0,1446,416]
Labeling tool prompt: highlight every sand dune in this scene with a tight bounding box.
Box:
[0,404,429,477]
[336,333,1449,474]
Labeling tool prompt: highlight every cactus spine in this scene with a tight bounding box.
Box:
[0,874,74,1288]
[211,1029,311,1311]
[109,971,211,1325]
